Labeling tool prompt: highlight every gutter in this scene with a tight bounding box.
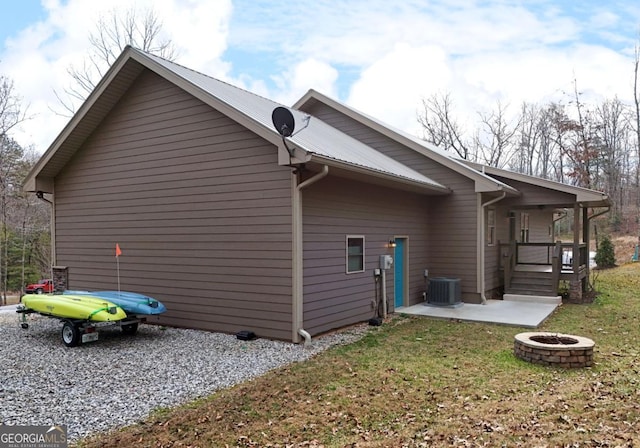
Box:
[292,165,329,344]
[479,192,507,304]
[308,155,450,195]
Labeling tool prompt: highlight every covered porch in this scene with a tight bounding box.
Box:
[500,202,606,303]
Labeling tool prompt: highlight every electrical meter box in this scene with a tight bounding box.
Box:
[379,255,393,270]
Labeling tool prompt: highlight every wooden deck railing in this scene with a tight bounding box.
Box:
[501,242,587,267]
[550,242,562,295]
[501,241,587,295]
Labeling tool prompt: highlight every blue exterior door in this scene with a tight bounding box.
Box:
[394,239,405,308]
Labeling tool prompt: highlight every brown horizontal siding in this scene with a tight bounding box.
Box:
[300,101,480,300]
[495,177,576,206]
[302,176,431,335]
[484,205,509,294]
[54,69,293,340]
[529,210,553,242]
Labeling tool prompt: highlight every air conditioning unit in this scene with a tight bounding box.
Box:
[427,278,461,306]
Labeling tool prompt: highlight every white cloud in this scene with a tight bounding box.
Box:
[348,43,451,135]
[272,58,339,105]
[160,0,232,78]
[1,0,234,152]
[1,0,639,154]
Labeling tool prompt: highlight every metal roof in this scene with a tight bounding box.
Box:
[460,161,611,207]
[142,51,448,192]
[25,47,448,194]
[294,89,519,195]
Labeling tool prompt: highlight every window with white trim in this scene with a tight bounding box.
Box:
[346,236,365,273]
[520,212,530,243]
[486,209,496,246]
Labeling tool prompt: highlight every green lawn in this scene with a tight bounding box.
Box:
[78,263,640,447]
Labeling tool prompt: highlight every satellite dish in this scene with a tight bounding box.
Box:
[272,107,295,137]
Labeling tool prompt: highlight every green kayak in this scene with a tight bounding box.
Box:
[21,294,127,321]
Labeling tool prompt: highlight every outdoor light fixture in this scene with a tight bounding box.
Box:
[388,238,397,248]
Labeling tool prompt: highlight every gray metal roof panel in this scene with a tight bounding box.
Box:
[140,51,446,190]
[294,89,520,194]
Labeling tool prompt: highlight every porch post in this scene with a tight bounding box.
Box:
[572,203,580,274]
[583,205,590,284]
[569,203,582,302]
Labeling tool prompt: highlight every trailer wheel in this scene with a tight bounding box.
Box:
[21,323,29,329]
[121,322,138,335]
[61,320,80,347]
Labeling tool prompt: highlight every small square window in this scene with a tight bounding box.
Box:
[346,236,365,273]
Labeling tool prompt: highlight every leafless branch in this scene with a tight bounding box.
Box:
[418,92,470,159]
[54,6,177,116]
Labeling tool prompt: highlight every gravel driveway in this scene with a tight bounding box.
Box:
[0,309,368,442]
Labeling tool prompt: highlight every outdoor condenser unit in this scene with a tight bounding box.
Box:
[427,278,462,306]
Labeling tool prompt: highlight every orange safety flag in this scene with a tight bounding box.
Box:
[115,243,122,258]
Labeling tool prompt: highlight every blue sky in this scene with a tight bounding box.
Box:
[1,0,639,153]
[0,1,45,40]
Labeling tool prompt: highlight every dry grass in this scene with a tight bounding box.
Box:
[613,234,639,264]
[1,294,20,306]
[76,262,640,447]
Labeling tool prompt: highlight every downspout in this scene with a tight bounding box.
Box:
[479,192,507,304]
[292,165,329,345]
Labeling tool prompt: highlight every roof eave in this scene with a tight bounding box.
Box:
[309,155,451,195]
[23,46,288,193]
[294,90,518,196]
[472,163,611,207]
[23,46,141,192]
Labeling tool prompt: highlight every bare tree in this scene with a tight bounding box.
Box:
[56,6,177,115]
[633,41,640,213]
[0,77,26,136]
[595,98,631,226]
[569,78,599,188]
[473,100,521,168]
[418,92,471,159]
[0,76,28,303]
[509,103,538,175]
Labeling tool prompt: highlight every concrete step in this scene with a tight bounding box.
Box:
[511,272,549,276]
[503,294,562,305]
[510,278,553,287]
[510,280,553,290]
[506,287,556,296]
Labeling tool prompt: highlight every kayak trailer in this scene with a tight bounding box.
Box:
[17,306,145,347]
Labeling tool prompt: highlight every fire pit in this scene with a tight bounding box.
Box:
[514,332,594,368]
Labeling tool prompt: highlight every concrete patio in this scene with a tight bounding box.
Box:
[397,298,560,328]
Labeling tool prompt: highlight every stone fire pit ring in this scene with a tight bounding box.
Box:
[514,332,595,368]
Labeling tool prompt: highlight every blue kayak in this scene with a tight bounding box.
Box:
[64,290,167,315]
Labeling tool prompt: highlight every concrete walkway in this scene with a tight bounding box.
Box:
[0,304,19,314]
[397,299,559,328]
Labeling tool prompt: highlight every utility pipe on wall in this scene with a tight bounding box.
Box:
[381,268,387,318]
[292,165,329,343]
[479,192,506,304]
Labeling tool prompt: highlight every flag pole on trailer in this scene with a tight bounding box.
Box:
[115,243,122,296]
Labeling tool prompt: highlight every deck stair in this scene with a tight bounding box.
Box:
[505,268,555,297]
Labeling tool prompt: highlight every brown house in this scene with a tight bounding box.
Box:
[24,47,609,342]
